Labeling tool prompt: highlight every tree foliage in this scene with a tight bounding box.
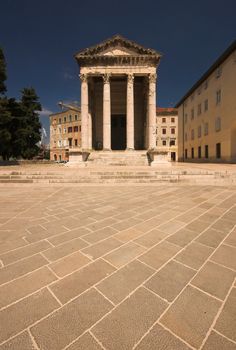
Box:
[0,48,7,94]
[0,47,42,160]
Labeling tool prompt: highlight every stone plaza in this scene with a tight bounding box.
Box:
[0,171,236,349]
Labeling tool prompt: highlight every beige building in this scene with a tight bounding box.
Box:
[68,35,164,165]
[176,40,236,162]
[49,104,81,161]
[156,107,178,161]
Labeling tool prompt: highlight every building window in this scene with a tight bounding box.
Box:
[162,129,166,134]
[156,140,158,147]
[204,99,208,111]
[216,143,221,158]
[171,128,175,134]
[69,115,72,122]
[58,140,62,147]
[216,66,222,78]
[64,116,67,123]
[171,117,175,123]
[198,146,201,159]
[74,126,79,132]
[162,140,167,146]
[204,80,208,89]
[216,90,221,105]
[75,114,78,121]
[75,139,78,147]
[198,86,201,95]
[170,139,175,146]
[197,104,202,116]
[205,145,209,159]
[79,126,81,132]
[184,114,187,123]
[59,128,62,134]
[162,118,166,123]
[215,117,221,132]
[68,127,73,133]
[198,126,202,138]
[191,129,194,140]
[59,118,61,124]
[68,138,72,147]
[204,123,209,136]
[191,148,194,159]
[191,109,194,120]
[185,132,187,141]
[185,149,188,159]
[64,127,66,134]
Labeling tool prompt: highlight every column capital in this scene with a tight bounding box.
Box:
[103,73,111,83]
[127,73,134,83]
[149,73,157,84]
[79,73,88,83]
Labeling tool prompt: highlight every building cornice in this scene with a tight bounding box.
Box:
[175,40,236,107]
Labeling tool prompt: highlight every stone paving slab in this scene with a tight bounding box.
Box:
[0,183,236,349]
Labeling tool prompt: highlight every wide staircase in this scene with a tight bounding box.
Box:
[1,166,236,185]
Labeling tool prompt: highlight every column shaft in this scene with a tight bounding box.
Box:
[148,73,157,149]
[103,74,111,150]
[80,74,88,150]
[126,74,134,150]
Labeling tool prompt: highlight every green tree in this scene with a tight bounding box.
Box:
[16,88,42,159]
[0,48,12,160]
[0,48,7,94]
[0,98,12,160]
[0,48,43,160]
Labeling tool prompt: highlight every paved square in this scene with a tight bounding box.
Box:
[0,183,236,349]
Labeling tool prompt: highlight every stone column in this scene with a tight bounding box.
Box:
[80,74,88,150]
[126,74,134,150]
[103,73,111,150]
[148,73,157,149]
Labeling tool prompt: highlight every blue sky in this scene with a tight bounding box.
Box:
[0,0,235,137]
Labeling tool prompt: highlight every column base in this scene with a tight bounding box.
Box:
[103,148,111,151]
[126,148,135,151]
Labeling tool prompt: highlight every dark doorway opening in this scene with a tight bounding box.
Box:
[171,152,176,161]
[111,115,126,150]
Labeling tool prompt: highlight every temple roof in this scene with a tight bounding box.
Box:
[75,35,162,65]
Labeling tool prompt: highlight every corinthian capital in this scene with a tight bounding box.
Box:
[103,73,111,83]
[79,74,88,83]
[127,74,134,83]
[149,73,157,84]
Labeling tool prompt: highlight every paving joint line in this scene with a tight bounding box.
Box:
[199,276,236,349]
[0,187,233,346]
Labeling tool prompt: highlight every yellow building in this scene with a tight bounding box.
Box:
[49,103,81,161]
[176,40,236,162]
[156,108,178,161]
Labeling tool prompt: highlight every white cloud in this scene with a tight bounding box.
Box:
[39,108,53,116]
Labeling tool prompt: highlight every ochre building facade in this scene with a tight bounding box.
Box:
[49,105,81,161]
[156,108,178,161]
[177,40,236,162]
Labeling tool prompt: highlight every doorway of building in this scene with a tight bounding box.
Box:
[171,152,176,161]
[111,115,126,150]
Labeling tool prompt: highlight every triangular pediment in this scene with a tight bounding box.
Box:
[101,46,138,56]
[75,34,162,58]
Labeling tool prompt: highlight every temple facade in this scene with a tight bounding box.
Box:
[70,35,163,165]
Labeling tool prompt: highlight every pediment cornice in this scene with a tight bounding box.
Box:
[75,35,162,66]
